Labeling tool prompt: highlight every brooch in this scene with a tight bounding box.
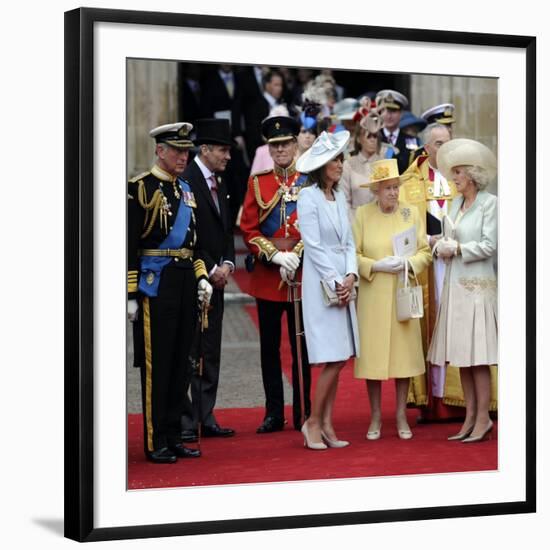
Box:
[401,207,411,222]
[146,272,155,285]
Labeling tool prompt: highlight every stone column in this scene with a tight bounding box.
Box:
[410,74,498,192]
[127,59,180,177]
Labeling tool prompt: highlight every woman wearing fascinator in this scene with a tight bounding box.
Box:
[340,105,385,222]
[427,139,498,443]
[295,130,360,450]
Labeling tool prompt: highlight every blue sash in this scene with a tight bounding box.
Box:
[259,175,307,237]
[138,180,192,297]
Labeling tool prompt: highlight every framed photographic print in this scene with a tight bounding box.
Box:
[65,7,536,542]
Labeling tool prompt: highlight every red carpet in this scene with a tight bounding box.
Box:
[128,268,497,490]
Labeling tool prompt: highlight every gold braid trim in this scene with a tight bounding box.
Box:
[137,181,164,239]
[253,176,282,224]
[193,259,208,280]
[249,236,278,261]
[127,270,138,293]
[292,240,304,258]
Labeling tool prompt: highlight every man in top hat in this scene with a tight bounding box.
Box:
[180,118,236,441]
[240,115,312,433]
[376,89,420,174]
[128,122,212,463]
[401,123,465,420]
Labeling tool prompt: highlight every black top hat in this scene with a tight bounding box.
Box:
[261,116,300,144]
[195,118,233,146]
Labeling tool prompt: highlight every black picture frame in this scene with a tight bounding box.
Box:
[64,7,536,543]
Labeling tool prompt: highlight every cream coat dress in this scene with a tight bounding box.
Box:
[353,200,432,379]
[427,191,498,368]
[297,185,360,365]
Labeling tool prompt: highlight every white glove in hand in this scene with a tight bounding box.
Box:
[128,299,139,322]
[272,251,300,271]
[435,238,458,259]
[197,279,213,304]
[372,256,406,273]
[279,266,295,285]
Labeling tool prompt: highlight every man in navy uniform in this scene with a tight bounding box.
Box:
[376,89,420,174]
[240,115,311,433]
[127,122,212,464]
[180,118,236,441]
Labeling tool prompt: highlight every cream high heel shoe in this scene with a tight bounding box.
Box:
[462,420,493,443]
[366,422,382,440]
[447,425,474,441]
[301,422,328,450]
[321,431,350,448]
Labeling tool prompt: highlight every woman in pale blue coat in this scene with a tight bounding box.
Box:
[428,139,498,443]
[295,131,359,450]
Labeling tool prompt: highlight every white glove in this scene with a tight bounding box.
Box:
[434,238,458,259]
[372,256,406,273]
[197,279,213,304]
[128,299,139,322]
[272,251,300,271]
[279,266,295,284]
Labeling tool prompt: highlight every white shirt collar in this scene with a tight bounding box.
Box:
[194,155,215,187]
[383,127,399,141]
[263,91,278,109]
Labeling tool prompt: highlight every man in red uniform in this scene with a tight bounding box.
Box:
[240,116,311,433]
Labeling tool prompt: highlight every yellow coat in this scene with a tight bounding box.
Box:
[353,200,432,380]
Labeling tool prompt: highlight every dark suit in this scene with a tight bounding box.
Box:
[180,158,235,430]
[201,70,242,135]
[233,67,270,163]
[379,129,420,174]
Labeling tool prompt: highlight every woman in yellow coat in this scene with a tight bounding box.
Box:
[353,159,431,440]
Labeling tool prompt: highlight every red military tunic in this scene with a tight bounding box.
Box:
[240,162,305,302]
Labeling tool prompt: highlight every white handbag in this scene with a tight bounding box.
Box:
[396,263,424,322]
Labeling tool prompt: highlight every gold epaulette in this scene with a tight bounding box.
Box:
[129,171,151,184]
[193,259,208,280]
[250,167,273,178]
[128,270,138,293]
[249,236,278,261]
[292,240,304,258]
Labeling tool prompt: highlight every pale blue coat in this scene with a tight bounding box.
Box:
[297,185,360,364]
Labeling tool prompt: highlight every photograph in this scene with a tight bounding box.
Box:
[126,59,500,491]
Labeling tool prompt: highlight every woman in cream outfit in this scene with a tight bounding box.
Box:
[295,130,360,450]
[353,158,431,440]
[428,139,498,443]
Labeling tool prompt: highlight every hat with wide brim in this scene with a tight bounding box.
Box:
[150,122,194,148]
[333,97,360,121]
[359,158,405,188]
[296,130,350,173]
[399,111,427,132]
[437,138,497,181]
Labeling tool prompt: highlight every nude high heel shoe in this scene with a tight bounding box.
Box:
[366,422,382,441]
[321,431,350,448]
[462,420,493,443]
[447,426,474,441]
[301,422,328,450]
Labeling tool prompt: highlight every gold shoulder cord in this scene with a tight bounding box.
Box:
[137,180,164,238]
[253,176,282,224]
